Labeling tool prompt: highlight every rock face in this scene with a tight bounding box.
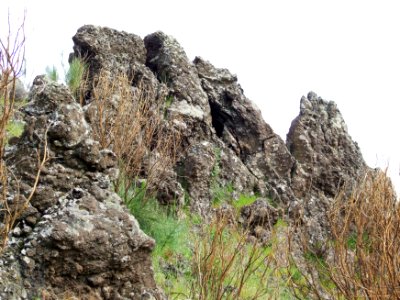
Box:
[1,25,372,299]
[0,76,164,300]
[286,91,368,246]
[287,91,367,198]
[70,25,369,222]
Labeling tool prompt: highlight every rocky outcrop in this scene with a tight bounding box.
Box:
[71,25,369,220]
[195,57,297,204]
[1,24,374,299]
[285,91,369,246]
[144,32,212,129]
[0,76,164,300]
[287,91,367,197]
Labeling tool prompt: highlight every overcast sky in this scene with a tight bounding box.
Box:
[3,0,400,194]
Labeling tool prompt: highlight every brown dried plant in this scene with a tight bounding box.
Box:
[0,13,49,253]
[190,215,281,300]
[285,170,400,300]
[87,70,181,200]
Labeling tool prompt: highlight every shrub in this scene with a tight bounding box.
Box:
[190,216,281,300]
[0,12,26,251]
[285,170,400,299]
[122,182,192,297]
[124,184,190,258]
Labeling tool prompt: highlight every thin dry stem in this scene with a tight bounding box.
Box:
[285,170,400,299]
[191,216,278,299]
[87,70,181,201]
[0,12,47,254]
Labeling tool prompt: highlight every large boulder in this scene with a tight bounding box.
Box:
[0,76,164,300]
[72,25,146,77]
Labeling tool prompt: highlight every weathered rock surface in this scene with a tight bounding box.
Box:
[240,199,282,244]
[71,25,369,223]
[1,24,375,299]
[0,76,164,300]
[195,57,296,204]
[286,91,369,246]
[287,91,367,197]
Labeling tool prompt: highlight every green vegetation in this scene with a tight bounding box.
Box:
[121,179,293,299]
[6,121,24,140]
[65,57,87,98]
[212,182,234,207]
[122,183,192,297]
[124,183,190,259]
[210,147,235,207]
[45,65,59,82]
[165,94,174,108]
[232,194,258,210]
[164,94,174,118]
[285,171,400,299]
[191,218,279,299]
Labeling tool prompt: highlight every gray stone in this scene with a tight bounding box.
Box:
[0,76,165,300]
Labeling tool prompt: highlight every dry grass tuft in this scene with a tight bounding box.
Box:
[190,215,281,300]
[86,70,181,200]
[285,170,400,299]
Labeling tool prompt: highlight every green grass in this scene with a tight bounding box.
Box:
[164,95,174,118]
[119,178,299,299]
[165,95,174,108]
[45,65,59,82]
[124,184,190,259]
[210,147,236,207]
[122,183,194,297]
[212,182,234,207]
[232,194,258,210]
[6,121,24,140]
[65,57,87,97]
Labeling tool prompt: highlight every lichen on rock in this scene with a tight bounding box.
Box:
[0,76,164,300]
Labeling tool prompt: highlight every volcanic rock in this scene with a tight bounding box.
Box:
[0,76,164,300]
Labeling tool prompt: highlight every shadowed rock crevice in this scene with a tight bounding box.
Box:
[209,100,225,138]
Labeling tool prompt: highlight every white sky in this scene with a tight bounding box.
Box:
[3,0,400,194]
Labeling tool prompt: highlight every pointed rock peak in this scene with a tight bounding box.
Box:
[144,31,190,71]
[288,92,367,197]
[307,91,320,101]
[194,56,237,83]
